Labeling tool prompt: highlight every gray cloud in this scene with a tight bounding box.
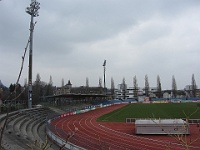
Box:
[1,0,200,90]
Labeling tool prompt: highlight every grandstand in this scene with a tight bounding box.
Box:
[0,107,60,150]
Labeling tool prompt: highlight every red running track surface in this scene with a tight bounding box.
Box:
[51,104,200,150]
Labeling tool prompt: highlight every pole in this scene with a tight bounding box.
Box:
[26,0,40,108]
[28,15,34,108]
[104,66,106,89]
[103,60,106,95]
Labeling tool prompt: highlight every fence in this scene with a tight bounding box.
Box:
[126,118,200,124]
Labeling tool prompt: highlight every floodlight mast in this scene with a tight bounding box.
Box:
[103,60,106,94]
[26,0,40,108]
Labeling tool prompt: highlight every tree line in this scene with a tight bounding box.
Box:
[0,73,198,104]
[120,74,198,99]
[0,73,54,105]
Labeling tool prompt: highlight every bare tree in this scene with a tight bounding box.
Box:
[99,77,102,87]
[133,76,138,99]
[144,75,149,96]
[49,76,53,86]
[172,75,177,98]
[61,78,65,95]
[86,77,89,87]
[0,23,35,150]
[33,73,41,105]
[61,78,64,87]
[111,77,115,98]
[27,137,52,150]
[0,1,40,148]
[152,107,200,150]
[122,77,126,99]
[35,73,41,84]
[191,74,197,97]
[157,75,162,98]
[46,76,53,96]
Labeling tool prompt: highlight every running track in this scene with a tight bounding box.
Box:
[51,104,200,150]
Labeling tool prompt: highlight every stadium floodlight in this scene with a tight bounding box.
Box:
[103,60,106,94]
[26,0,40,108]
[26,0,40,17]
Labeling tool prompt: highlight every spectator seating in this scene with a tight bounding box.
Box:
[0,107,59,150]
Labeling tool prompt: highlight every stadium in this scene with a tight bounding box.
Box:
[47,100,200,150]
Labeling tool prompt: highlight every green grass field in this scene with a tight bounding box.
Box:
[97,103,200,122]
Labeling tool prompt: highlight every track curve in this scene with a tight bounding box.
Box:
[51,104,200,150]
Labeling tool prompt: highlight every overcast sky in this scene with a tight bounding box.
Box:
[1,0,200,90]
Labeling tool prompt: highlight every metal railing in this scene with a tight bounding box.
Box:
[46,118,86,150]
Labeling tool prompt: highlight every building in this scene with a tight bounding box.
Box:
[115,83,156,100]
[184,85,199,97]
[44,80,107,106]
[55,80,72,95]
[115,83,128,99]
[55,80,104,96]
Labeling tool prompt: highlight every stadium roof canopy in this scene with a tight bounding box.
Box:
[46,93,107,99]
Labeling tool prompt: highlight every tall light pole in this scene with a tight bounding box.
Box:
[103,60,106,94]
[26,0,40,108]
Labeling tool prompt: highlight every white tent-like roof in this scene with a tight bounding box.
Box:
[135,119,190,135]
